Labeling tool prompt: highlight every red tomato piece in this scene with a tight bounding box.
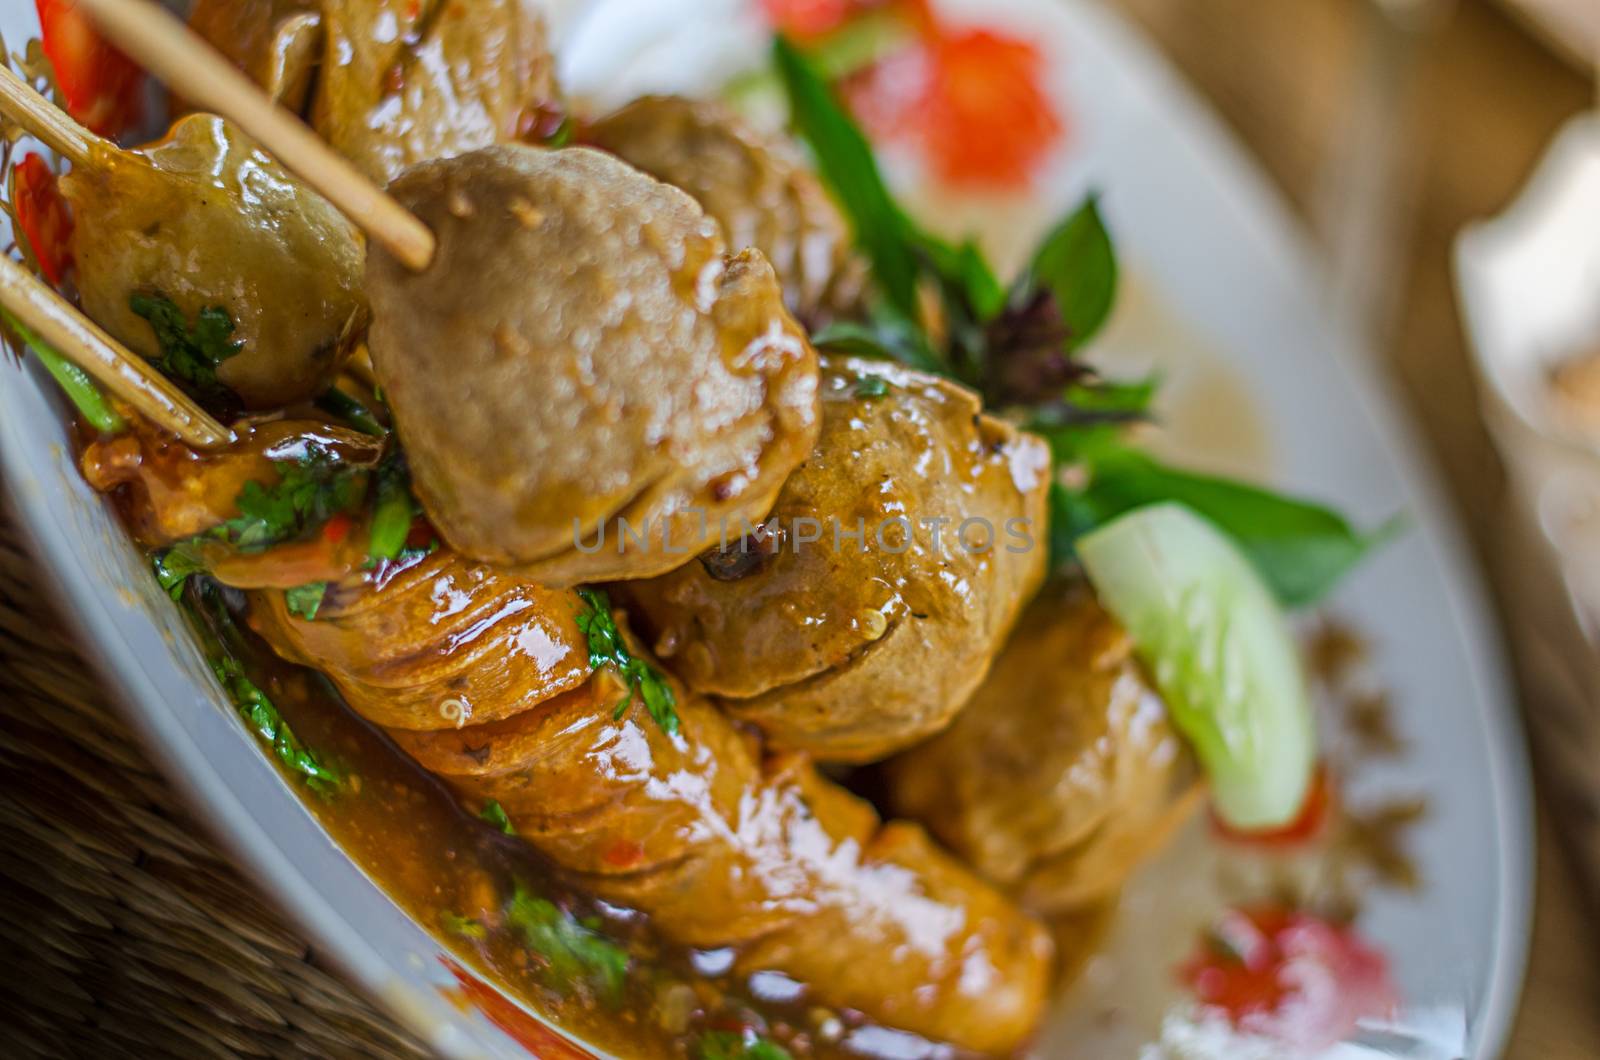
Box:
[11,152,74,286]
[1179,905,1397,1051]
[36,0,144,138]
[916,28,1062,188]
[762,0,866,39]
[1213,762,1336,848]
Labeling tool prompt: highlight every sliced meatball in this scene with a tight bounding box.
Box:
[587,95,862,322]
[61,114,365,409]
[250,560,1052,1055]
[620,356,1050,763]
[886,586,1204,913]
[365,146,821,586]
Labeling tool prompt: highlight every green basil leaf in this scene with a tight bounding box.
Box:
[773,36,920,320]
[1021,195,1118,351]
[810,315,944,374]
[1066,448,1389,607]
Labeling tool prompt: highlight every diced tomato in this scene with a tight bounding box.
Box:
[404,517,436,551]
[1213,763,1336,848]
[36,0,144,138]
[1179,906,1397,1051]
[321,512,354,546]
[11,153,74,286]
[916,28,1061,187]
[762,0,869,39]
[841,13,1063,189]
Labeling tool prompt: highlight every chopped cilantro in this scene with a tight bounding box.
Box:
[129,293,243,405]
[480,799,516,835]
[575,588,679,737]
[152,548,205,601]
[210,444,367,554]
[853,374,888,399]
[698,1031,793,1060]
[442,912,488,941]
[285,582,328,621]
[506,883,629,1003]
[210,653,341,794]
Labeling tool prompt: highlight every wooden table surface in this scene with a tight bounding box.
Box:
[1111,1,1599,1055]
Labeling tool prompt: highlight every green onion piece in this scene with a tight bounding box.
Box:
[2,310,126,433]
[315,387,386,436]
[367,463,413,562]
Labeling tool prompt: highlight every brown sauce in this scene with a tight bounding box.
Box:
[178,580,973,1060]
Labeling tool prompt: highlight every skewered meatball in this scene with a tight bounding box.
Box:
[588,95,862,323]
[61,114,365,409]
[250,558,1052,1055]
[189,0,559,185]
[886,587,1204,913]
[621,356,1050,763]
[365,146,821,586]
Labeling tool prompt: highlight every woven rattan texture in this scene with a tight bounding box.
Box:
[0,520,429,1059]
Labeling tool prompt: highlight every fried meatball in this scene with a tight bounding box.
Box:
[61,114,365,409]
[315,0,558,184]
[621,356,1050,763]
[187,0,321,111]
[189,0,558,184]
[886,587,1204,913]
[250,566,1052,1054]
[587,95,862,322]
[365,145,821,586]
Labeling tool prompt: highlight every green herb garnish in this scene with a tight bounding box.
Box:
[366,452,416,563]
[775,36,1387,607]
[698,1031,794,1060]
[480,799,516,835]
[315,386,387,437]
[2,308,128,434]
[506,883,629,1003]
[853,374,888,399]
[210,652,341,794]
[575,588,679,737]
[129,293,243,405]
[152,548,205,601]
[285,581,328,621]
[211,443,367,554]
[442,912,488,941]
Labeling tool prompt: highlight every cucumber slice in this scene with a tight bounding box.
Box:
[1078,502,1316,829]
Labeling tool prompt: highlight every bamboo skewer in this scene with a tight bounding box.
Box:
[0,66,98,169]
[0,255,233,449]
[75,0,437,272]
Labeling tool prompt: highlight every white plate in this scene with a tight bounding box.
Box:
[0,1,1531,1057]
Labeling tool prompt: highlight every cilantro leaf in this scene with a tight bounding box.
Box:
[210,653,342,794]
[129,293,243,406]
[285,582,328,621]
[576,588,680,737]
[442,912,488,941]
[506,884,629,1003]
[480,799,516,835]
[152,548,205,601]
[211,444,367,554]
[698,1031,793,1060]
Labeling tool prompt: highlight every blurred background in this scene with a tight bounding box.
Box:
[1103,0,1596,1054]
